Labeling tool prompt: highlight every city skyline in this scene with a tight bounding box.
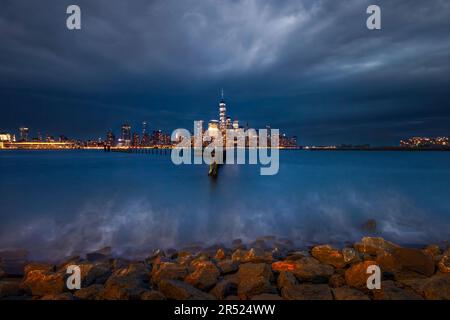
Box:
[1,1,450,145]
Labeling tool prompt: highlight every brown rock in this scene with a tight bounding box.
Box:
[140,290,166,300]
[329,273,346,288]
[392,248,435,276]
[185,261,220,290]
[292,257,334,281]
[422,274,450,299]
[373,280,423,300]
[277,271,298,290]
[217,259,238,274]
[215,249,226,260]
[251,293,283,300]
[281,284,332,300]
[158,279,215,300]
[100,263,149,300]
[376,251,402,273]
[78,262,112,286]
[354,237,399,255]
[311,245,347,268]
[74,284,103,300]
[22,269,66,296]
[345,260,377,290]
[0,278,23,298]
[24,263,55,276]
[151,262,188,283]
[236,263,276,298]
[210,278,238,299]
[231,249,247,263]
[342,248,361,264]
[438,255,450,273]
[423,244,441,257]
[243,248,273,263]
[332,286,370,300]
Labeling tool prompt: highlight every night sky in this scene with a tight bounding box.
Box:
[1,0,449,145]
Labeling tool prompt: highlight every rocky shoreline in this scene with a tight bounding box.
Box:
[0,236,449,300]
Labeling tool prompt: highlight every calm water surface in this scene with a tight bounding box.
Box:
[0,150,449,259]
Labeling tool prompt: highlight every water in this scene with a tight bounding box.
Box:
[0,150,449,260]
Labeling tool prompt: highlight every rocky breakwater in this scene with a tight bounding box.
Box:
[0,237,449,300]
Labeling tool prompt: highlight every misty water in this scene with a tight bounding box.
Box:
[0,150,449,260]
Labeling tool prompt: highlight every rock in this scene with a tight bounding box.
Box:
[376,251,402,273]
[354,237,399,255]
[401,273,450,300]
[78,262,112,286]
[41,293,76,300]
[285,251,309,260]
[0,278,23,298]
[217,259,238,274]
[158,279,215,300]
[373,280,423,300]
[438,255,450,273]
[236,263,276,298]
[329,273,346,288]
[21,269,66,296]
[225,295,240,300]
[251,293,283,300]
[74,284,103,300]
[24,263,55,276]
[361,219,377,232]
[392,248,435,276]
[271,247,287,260]
[215,249,226,260]
[100,263,149,300]
[210,278,238,299]
[151,262,188,283]
[231,249,247,263]
[86,247,112,262]
[342,248,360,264]
[423,244,441,257]
[275,258,334,282]
[243,248,273,263]
[332,286,370,300]
[311,245,347,268]
[281,284,333,300]
[140,290,166,300]
[345,260,377,290]
[185,261,220,290]
[277,271,298,290]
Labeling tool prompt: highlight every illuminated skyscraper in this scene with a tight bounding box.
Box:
[219,89,227,131]
[19,127,29,141]
[121,124,131,146]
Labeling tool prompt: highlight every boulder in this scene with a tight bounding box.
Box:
[74,284,103,300]
[158,279,215,300]
[354,237,399,255]
[100,263,149,300]
[151,262,188,283]
[345,260,377,290]
[217,259,238,274]
[231,249,247,263]
[210,278,238,299]
[140,290,166,300]
[281,284,333,300]
[78,262,112,286]
[243,248,273,263]
[423,244,441,257]
[332,286,370,300]
[0,278,23,298]
[215,249,226,261]
[376,251,402,273]
[277,271,298,290]
[342,248,361,264]
[21,269,66,296]
[438,255,450,273]
[24,263,55,276]
[372,280,423,300]
[185,261,220,290]
[311,245,347,268]
[279,257,334,282]
[236,263,276,298]
[392,248,435,276]
[328,273,346,288]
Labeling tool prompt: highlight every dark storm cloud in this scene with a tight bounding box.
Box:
[1,0,449,144]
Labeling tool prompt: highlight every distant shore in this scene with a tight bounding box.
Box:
[1,236,449,300]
